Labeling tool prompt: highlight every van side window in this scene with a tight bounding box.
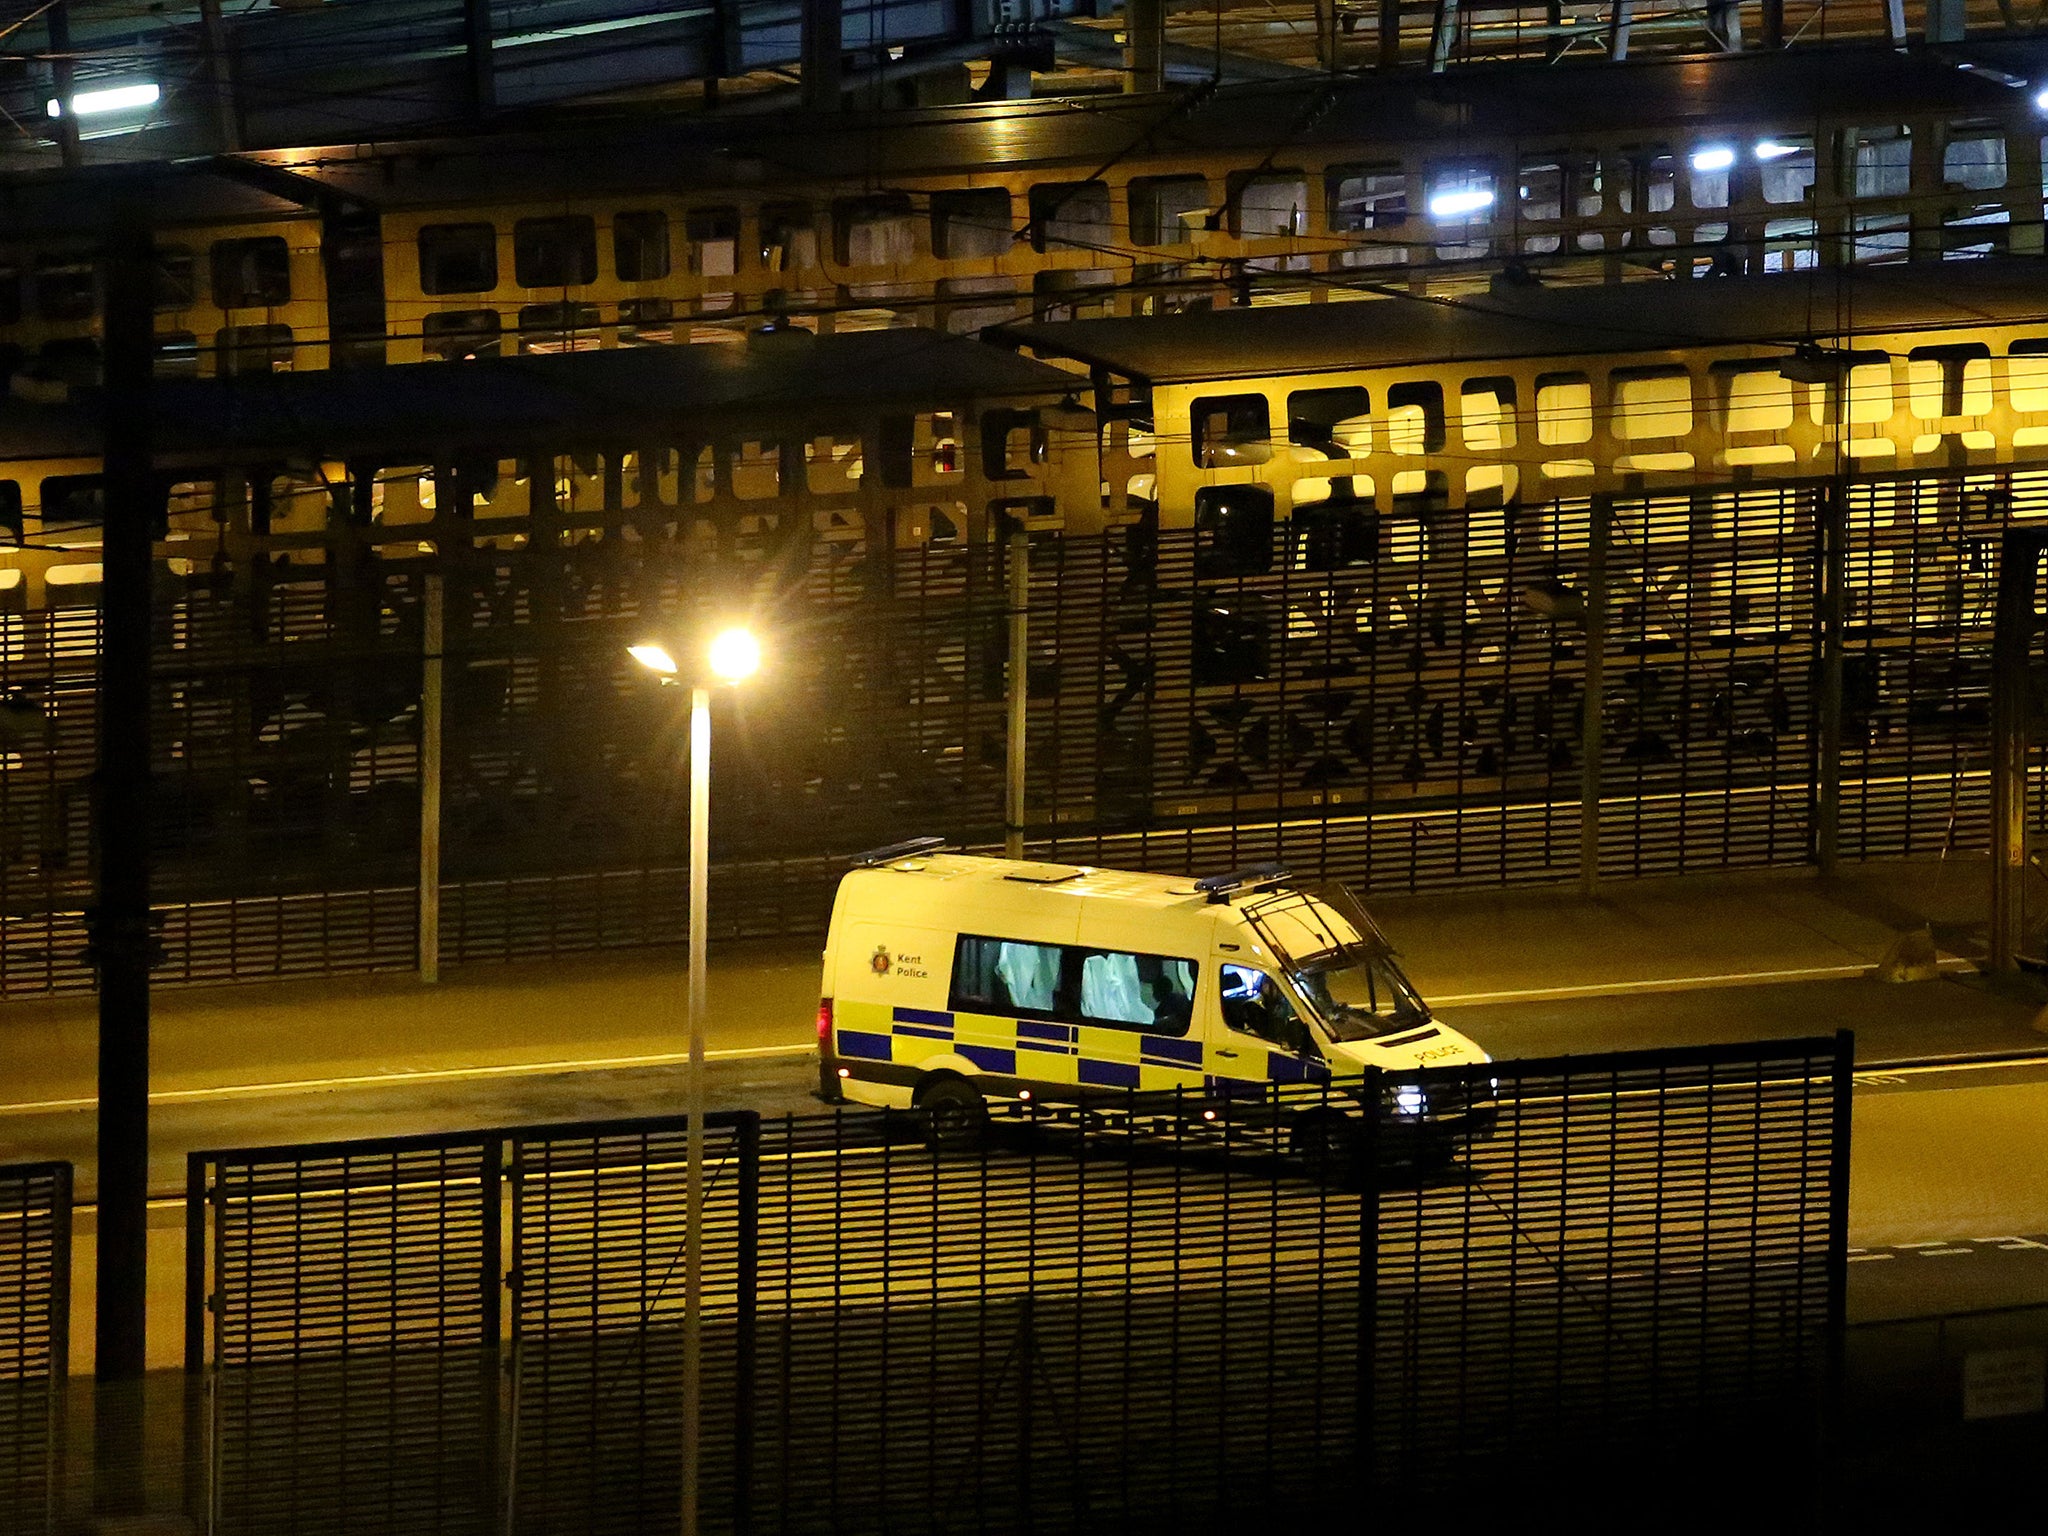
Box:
[950,934,1199,1036]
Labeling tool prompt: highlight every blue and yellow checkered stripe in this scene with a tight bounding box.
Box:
[834,1001,1206,1090]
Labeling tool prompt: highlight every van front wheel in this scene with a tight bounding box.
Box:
[1292,1113,1363,1189]
[918,1077,988,1153]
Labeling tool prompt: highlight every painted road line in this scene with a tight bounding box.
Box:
[1432,955,1976,1008]
[0,1042,817,1117]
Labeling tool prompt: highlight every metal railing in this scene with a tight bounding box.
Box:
[0,1161,72,1536]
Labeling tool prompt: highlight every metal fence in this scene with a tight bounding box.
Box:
[182,1035,1847,1531]
[0,1161,72,1536]
[0,465,2042,994]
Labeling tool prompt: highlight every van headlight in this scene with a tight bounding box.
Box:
[1392,1084,1425,1118]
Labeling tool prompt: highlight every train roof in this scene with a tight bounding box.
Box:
[995,259,2048,384]
[0,327,1074,465]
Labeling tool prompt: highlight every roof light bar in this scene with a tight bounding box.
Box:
[850,835,949,868]
[1193,862,1291,903]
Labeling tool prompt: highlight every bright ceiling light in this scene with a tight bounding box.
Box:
[707,628,761,684]
[1753,140,1800,162]
[1690,146,1735,173]
[47,82,160,119]
[2035,86,2048,113]
[1428,187,1495,220]
[628,642,679,676]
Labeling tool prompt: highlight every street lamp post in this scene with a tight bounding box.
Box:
[629,626,761,1536]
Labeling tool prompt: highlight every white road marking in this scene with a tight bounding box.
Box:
[1433,956,1975,1008]
[0,1042,816,1117]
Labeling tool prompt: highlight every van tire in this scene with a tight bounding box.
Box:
[918,1076,987,1153]
[1292,1113,1363,1189]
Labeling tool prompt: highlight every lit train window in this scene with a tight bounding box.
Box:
[835,194,917,267]
[38,475,103,532]
[931,187,1011,258]
[154,246,194,310]
[686,208,738,278]
[1688,148,1730,210]
[1425,165,1496,261]
[2008,340,2048,412]
[1757,136,1815,205]
[215,324,294,374]
[418,224,498,294]
[1536,373,1593,446]
[1848,126,1912,199]
[613,211,669,281]
[1028,181,1113,254]
[34,256,95,321]
[210,237,290,309]
[1461,378,1516,451]
[1518,157,1564,222]
[1843,359,1893,424]
[1192,394,1272,467]
[1288,387,1370,458]
[1943,122,2007,190]
[1612,369,1693,440]
[1385,381,1444,455]
[760,202,817,273]
[421,310,501,361]
[1128,176,1208,247]
[513,216,597,288]
[1232,173,1308,238]
[1720,367,1794,433]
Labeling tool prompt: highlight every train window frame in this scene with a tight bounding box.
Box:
[1847,125,1913,199]
[1027,180,1113,254]
[210,236,291,310]
[931,187,1012,259]
[1942,120,2007,191]
[418,223,499,295]
[613,210,671,282]
[513,215,599,289]
[1128,176,1209,247]
[154,245,195,310]
[422,309,503,361]
[1191,393,1274,467]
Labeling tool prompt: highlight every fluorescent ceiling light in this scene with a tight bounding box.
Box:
[2035,86,2048,113]
[1428,187,1494,219]
[47,82,160,119]
[1690,146,1735,173]
[1753,140,1800,161]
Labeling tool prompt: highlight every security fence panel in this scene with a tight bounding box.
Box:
[745,1100,1367,1535]
[506,1113,758,1536]
[0,1162,70,1536]
[193,1135,502,1536]
[1372,1035,1850,1495]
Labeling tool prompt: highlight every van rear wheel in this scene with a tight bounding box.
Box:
[918,1076,987,1153]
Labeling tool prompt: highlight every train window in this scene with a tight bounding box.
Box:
[939,276,1017,335]
[419,224,498,294]
[1844,358,1893,424]
[421,310,502,361]
[1288,387,1371,457]
[618,297,674,346]
[1518,157,1565,221]
[613,211,670,281]
[39,475,104,530]
[153,331,199,378]
[1028,181,1112,253]
[1848,126,1912,198]
[1192,394,1272,467]
[1757,136,1815,204]
[835,194,917,267]
[1129,176,1208,246]
[514,216,598,288]
[1943,122,2006,190]
[1033,269,1114,322]
[215,324,294,374]
[1613,368,1693,440]
[1231,173,1308,238]
[1907,344,1992,418]
[1688,149,1730,210]
[686,208,739,278]
[1426,166,1495,260]
[1612,152,1676,216]
[0,264,18,325]
[154,246,195,309]
[0,481,19,544]
[1536,373,1594,445]
[730,441,781,500]
[34,257,96,321]
[1762,218,1818,272]
[1852,212,1911,264]
[518,302,601,354]
[1328,164,1407,268]
[1718,366,1794,433]
[931,188,1011,258]
[1385,381,1445,455]
[1461,378,1516,450]
[210,237,290,309]
[760,202,818,273]
[1193,484,1275,579]
[2009,340,2048,412]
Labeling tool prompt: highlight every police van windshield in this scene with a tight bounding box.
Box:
[1289,949,1427,1041]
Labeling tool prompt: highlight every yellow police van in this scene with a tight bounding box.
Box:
[815,838,1495,1169]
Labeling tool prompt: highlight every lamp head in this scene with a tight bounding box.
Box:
[708,627,761,684]
[628,642,679,677]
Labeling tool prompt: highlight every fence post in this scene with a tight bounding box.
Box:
[1006,529,1030,860]
[419,571,445,982]
[1814,484,1847,874]
[1355,1065,1381,1489]
[734,1113,760,1536]
[1825,1030,1854,1411]
[182,1154,208,1526]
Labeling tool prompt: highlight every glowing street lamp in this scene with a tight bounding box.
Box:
[628,625,761,1536]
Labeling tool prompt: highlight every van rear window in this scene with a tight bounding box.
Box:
[949,934,1197,1036]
